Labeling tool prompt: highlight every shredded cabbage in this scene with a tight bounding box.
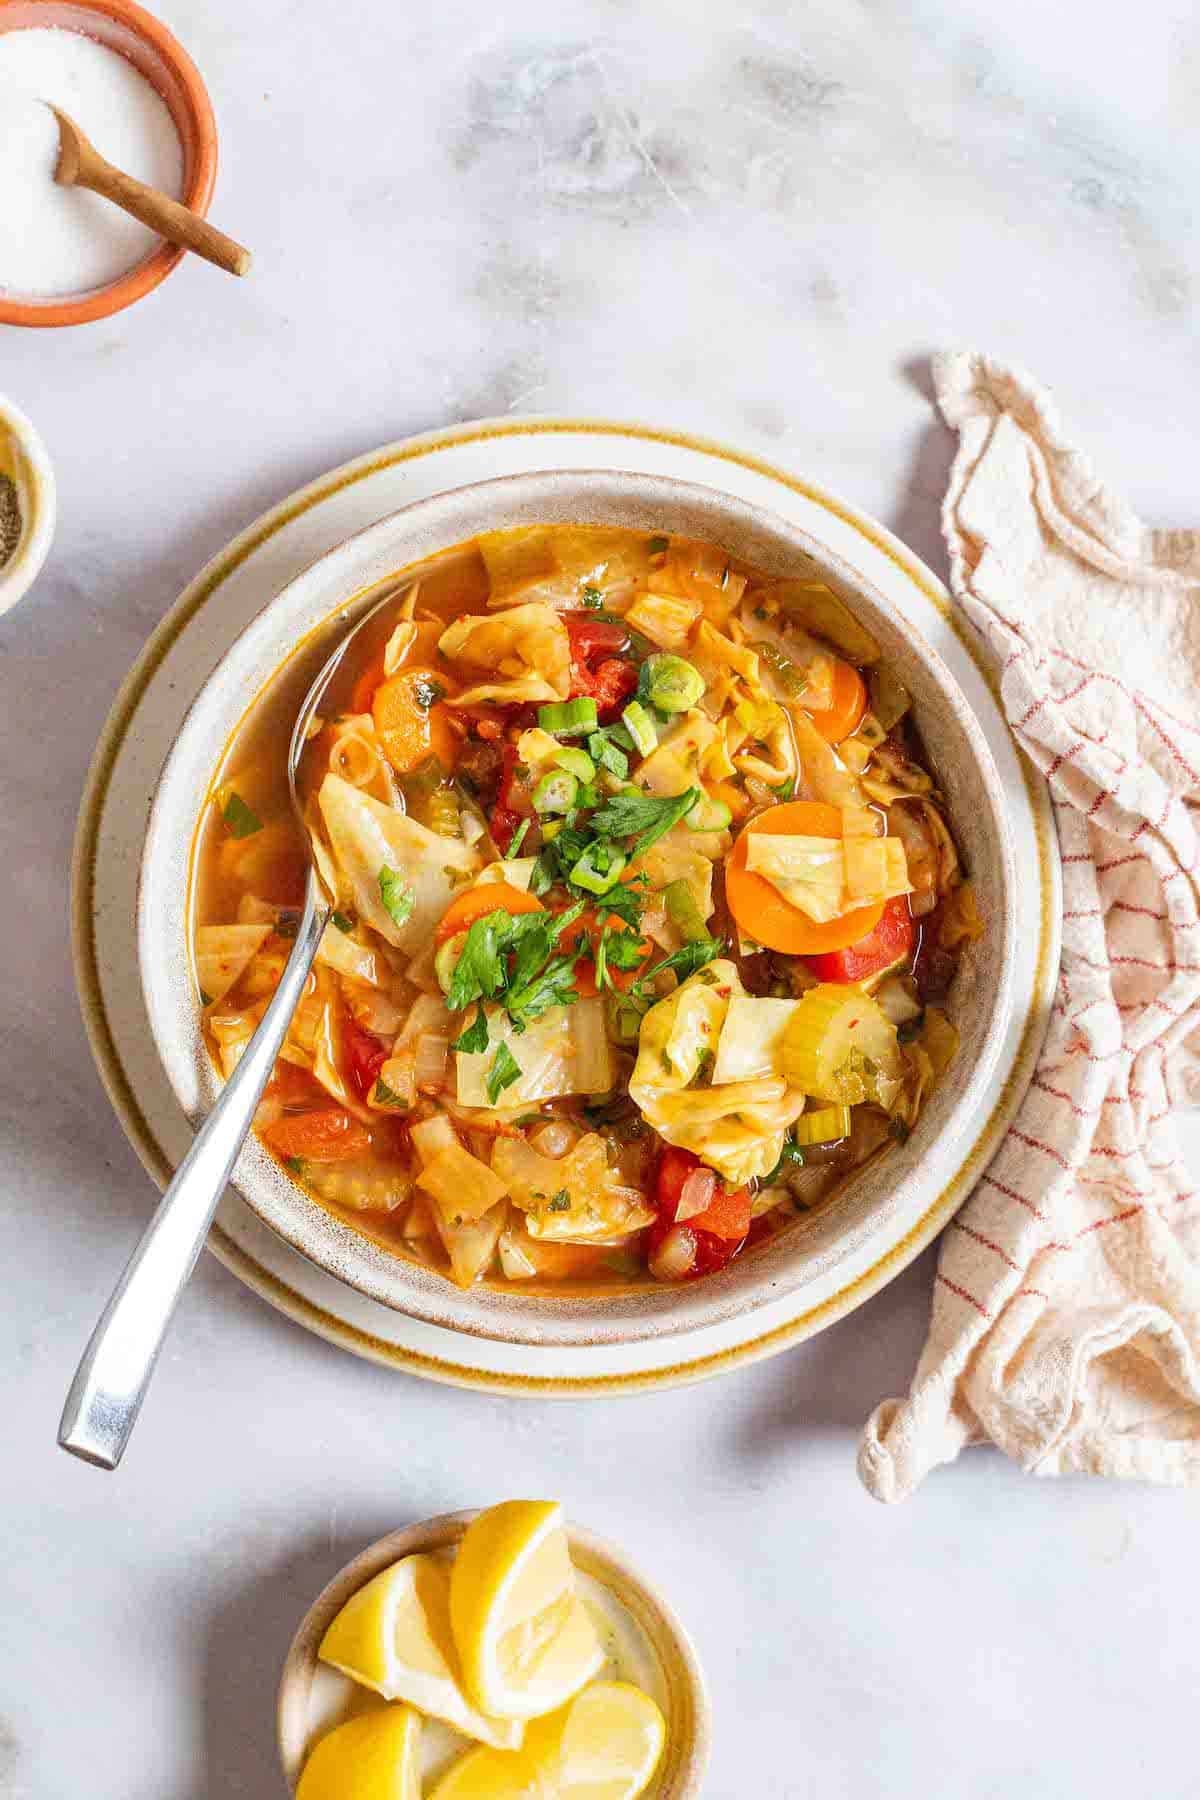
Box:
[437,602,570,706]
[629,962,806,1184]
[455,998,613,1109]
[317,774,480,950]
[712,996,804,1084]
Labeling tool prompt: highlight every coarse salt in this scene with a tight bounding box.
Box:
[0,27,184,298]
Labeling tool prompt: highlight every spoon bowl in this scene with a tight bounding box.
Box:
[58,576,413,1470]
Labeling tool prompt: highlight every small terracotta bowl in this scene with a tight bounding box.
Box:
[277,1510,711,1797]
[0,0,217,327]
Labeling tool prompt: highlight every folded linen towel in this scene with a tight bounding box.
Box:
[859,351,1200,1499]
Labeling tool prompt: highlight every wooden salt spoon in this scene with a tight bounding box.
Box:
[51,106,252,278]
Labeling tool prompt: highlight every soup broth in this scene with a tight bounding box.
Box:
[192,525,983,1292]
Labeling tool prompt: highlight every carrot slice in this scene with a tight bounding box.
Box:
[434,881,544,945]
[725,799,885,955]
[557,909,652,998]
[372,666,459,773]
[806,658,868,744]
[350,650,388,716]
[264,1109,372,1163]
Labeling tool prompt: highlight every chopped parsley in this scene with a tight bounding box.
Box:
[221,792,262,838]
[451,1005,489,1055]
[647,534,669,556]
[378,865,414,929]
[588,786,701,859]
[594,923,649,994]
[412,676,446,709]
[331,911,355,934]
[446,900,587,1034]
[581,584,604,608]
[547,1189,572,1212]
[774,777,796,802]
[888,1116,911,1144]
[486,1041,522,1104]
[371,1076,409,1109]
[588,730,629,780]
[284,1155,308,1176]
[199,989,213,1007]
[630,934,724,1001]
[762,1134,806,1186]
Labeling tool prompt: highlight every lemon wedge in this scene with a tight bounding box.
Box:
[429,1682,667,1800]
[559,1682,667,1795]
[449,1500,604,1719]
[296,1705,421,1800]
[318,1552,523,1749]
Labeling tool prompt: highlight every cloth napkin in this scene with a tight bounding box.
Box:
[858,350,1200,1500]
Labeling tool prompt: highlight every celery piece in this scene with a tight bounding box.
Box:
[663,878,709,943]
[793,1104,852,1146]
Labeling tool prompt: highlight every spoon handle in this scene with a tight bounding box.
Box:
[76,149,252,277]
[59,882,329,1470]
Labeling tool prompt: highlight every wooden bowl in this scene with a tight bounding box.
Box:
[0,0,217,327]
[277,1510,711,1798]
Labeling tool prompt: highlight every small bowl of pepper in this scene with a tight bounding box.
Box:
[0,391,56,617]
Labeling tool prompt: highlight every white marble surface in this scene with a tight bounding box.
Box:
[4,1,1200,1795]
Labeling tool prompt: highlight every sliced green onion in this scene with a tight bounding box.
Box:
[685,793,733,832]
[532,770,579,815]
[503,818,530,858]
[435,933,466,994]
[588,732,629,780]
[663,879,709,943]
[553,746,596,782]
[570,841,628,895]
[642,653,705,715]
[621,700,658,757]
[537,696,599,737]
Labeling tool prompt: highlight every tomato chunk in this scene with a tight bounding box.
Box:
[646,1147,750,1277]
[342,1016,390,1100]
[492,743,537,854]
[803,894,915,984]
[264,1110,372,1163]
[565,616,638,720]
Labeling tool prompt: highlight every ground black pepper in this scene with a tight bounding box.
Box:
[0,474,21,570]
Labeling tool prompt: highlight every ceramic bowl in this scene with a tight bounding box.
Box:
[0,391,55,615]
[138,469,1016,1347]
[276,1510,710,1798]
[0,0,217,328]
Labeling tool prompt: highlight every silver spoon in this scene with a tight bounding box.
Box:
[59,578,413,1470]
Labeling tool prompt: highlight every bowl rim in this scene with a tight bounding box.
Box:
[138,467,1017,1347]
[0,390,56,615]
[0,0,217,328]
[275,1508,711,1799]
